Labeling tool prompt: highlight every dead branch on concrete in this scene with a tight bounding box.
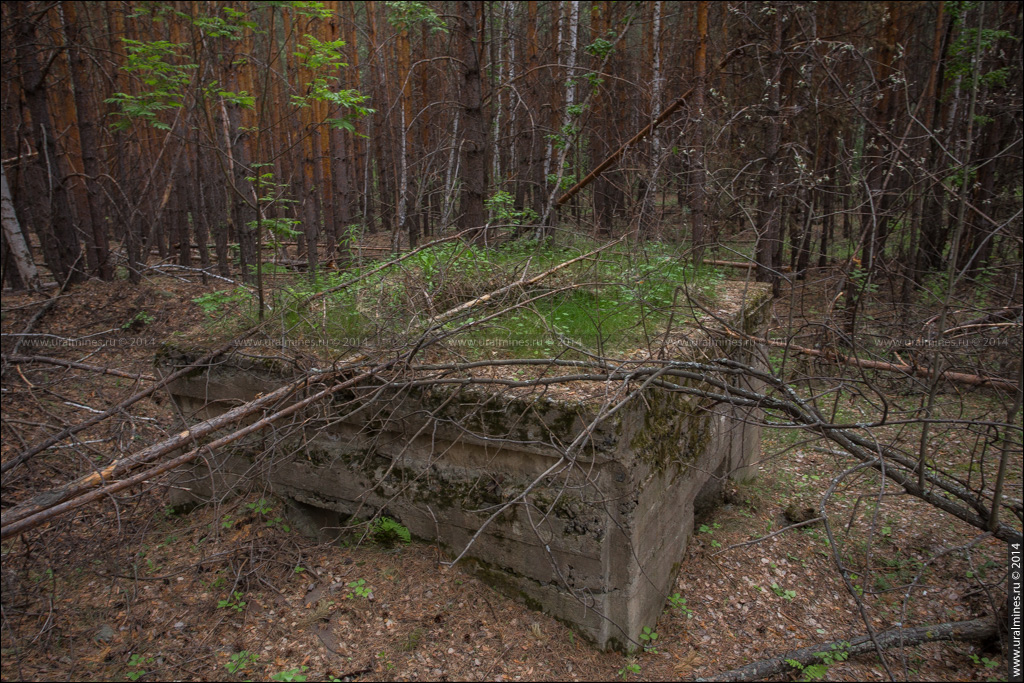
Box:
[694,617,998,682]
[1,241,630,538]
[0,230,536,479]
[0,363,377,539]
[6,346,1019,550]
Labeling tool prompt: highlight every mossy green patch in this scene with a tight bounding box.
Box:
[630,389,711,475]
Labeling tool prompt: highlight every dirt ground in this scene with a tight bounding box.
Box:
[0,272,1014,682]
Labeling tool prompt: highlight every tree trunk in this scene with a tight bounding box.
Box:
[697,618,997,683]
[457,0,486,241]
[222,86,257,282]
[63,1,112,280]
[755,6,783,293]
[395,22,413,252]
[690,1,709,259]
[1,164,42,290]
[639,1,663,236]
[13,1,84,285]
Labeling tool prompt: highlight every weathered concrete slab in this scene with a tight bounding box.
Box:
[161,283,771,650]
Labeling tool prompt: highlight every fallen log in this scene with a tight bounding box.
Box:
[0,339,240,475]
[3,354,157,382]
[0,362,376,540]
[702,260,792,272]
[723,331,1018,391]
[696,617,998,682]
[0,231,509,480]
[557,48,740,206]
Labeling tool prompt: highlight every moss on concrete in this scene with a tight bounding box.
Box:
[629,389,711,475]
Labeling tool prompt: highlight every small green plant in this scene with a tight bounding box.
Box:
[617,660,641,680]
[270,666,309,682]
[638,626,659,652]
[221,514,235,530]
[122,311,155,329]
[968,653,999,669]
[346,578,371,599]
[225,650,258,674]
[785,658,828,682]
[584,36,615,59]
[967,559,999,580]
[193,288,244,316]
[125,654,153,681]
[339,223,361,255]
[370,516,411,546]
[848,265,879,297]
[786,642,850,681]
[246,498,291,531]
[485,190,538,225]
[254,215,302,243]
[265,515,291,530]
[217,591,247,613]
[667,592,694,618]
[402,626,425,651]
[699,522,723,547]
[247,498,273,515]
[377,650,395,671]
[771,582,796,601]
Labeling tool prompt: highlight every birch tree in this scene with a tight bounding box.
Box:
[1,163,41,290]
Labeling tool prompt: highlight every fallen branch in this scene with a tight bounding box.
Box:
[695,617,997,682]
[0,339,241,475]
[0,362,376,540]
[1,245,611,537]
[557,48,741,206]
[0,236,481,476]
[702,260,792,272]
[723,330,1018,391]
[3,354,157,382]
[3,269,74,371]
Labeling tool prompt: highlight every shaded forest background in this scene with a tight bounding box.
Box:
[2,0,1020,295]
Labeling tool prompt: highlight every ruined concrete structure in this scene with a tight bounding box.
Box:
[162,284,771,650]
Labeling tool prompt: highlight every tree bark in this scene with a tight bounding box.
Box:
[457,0,486,241]
[755,5,783,293]
[696,618,997,682]
[13,1,85,285]
[222,87,258,281]
[62,1,112,280]
[1,164,42,290]
[691,1,709,259]
[638,1,663,236]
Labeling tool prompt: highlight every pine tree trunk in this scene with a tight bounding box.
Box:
[691,1,709,259]
[457,0,486,241]
[63,1,112,280]
[755,7,783,293]
[14,2,84,284]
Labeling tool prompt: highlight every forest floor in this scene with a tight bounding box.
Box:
[0,269,1016,682]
